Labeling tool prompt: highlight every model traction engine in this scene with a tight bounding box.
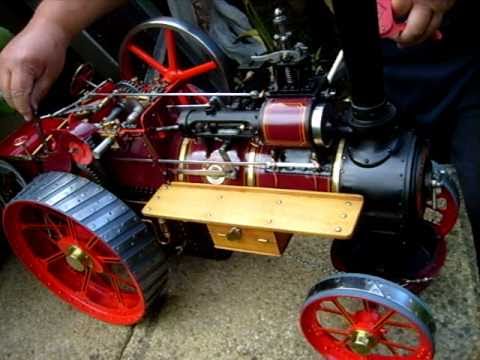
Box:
[0,0,460,358]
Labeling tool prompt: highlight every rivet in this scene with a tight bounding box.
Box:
[267,219,273,224]
[335,226,342,232]
[345,201,352,206]
[218,195,224,200]
[276,200,283,205]
[156,196,161,200]
[208,213,213,217]
[146,207,152,211]
[340,213,348,219]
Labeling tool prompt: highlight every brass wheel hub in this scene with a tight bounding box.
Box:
[65,245,90,272]
[349,329,377,355]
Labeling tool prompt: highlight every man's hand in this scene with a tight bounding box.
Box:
[392,0,455,46]
[0,0,125,121]
[0,22,69,121]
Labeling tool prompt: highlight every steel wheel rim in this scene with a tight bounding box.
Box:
[300,274,435,359]
[4,201,146,324]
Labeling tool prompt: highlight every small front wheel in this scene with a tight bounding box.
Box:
[300,273,435,359]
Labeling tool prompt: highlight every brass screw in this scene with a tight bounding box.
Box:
[65,245,89,272]
[335,226,342,232]
[349,330,376,355]
[226,227,242,241]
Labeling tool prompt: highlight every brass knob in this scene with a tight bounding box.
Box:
[65,245,89,272]
[226,227,242,241]
[349,330,376,355]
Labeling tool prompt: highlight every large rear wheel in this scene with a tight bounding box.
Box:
[3,172,168,324]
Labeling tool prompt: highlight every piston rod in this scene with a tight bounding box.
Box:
[110,157,321,170]
[87,91,262,99]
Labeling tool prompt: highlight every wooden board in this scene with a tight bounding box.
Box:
[143,182,364,239]
[208,224,292,256]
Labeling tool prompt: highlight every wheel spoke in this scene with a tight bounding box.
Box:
[97,255,122,264]
[332,299,355,325]
[363,300,371,312]
[380,335,400,355]
[317,306,343,316]
[43,214,65,240]
[384,320,416,330]
[108,274,126,307]
[81,267,92,294]
[43,251,65,265]
[164,29,178,71]
[373,310,396,330]
[321,327,350,337]
[378,338,416,353]
[127,43,168,76]
[85,235,99,250]
[105,271,136,289]
[177,61,217,83]
[66,217,77,240]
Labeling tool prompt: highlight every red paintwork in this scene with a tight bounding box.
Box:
[261,97,312,148]
[4,201,146,324]
[0,118,63,158]
[51,129,94,165]
[122,30,217,85]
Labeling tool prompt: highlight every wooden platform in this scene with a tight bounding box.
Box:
[143,182,363,239]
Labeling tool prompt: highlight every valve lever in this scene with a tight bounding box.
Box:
[33,116,48,153]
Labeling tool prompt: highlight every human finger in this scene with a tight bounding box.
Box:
[392,0,413,17]
[9,68,35,121]
[397,4,433,46]
[0,69,15,110]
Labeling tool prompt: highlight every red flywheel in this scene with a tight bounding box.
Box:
[3,172,168,324]
[300,273,435,359]
[119,17,229,93]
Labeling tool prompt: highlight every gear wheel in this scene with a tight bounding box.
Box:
[3,172,168,324]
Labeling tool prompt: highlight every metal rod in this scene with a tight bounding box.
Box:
[166,104,211,109]
[87,91,261,99]
[109,157,320,169]
[327,50,344,84]
[40,80,111,118]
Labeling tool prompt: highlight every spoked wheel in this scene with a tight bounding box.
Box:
[3,172,168,324]
[119,17,230,92]
[300,274,435,359]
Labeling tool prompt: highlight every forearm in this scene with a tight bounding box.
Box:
[27,0,127,43]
